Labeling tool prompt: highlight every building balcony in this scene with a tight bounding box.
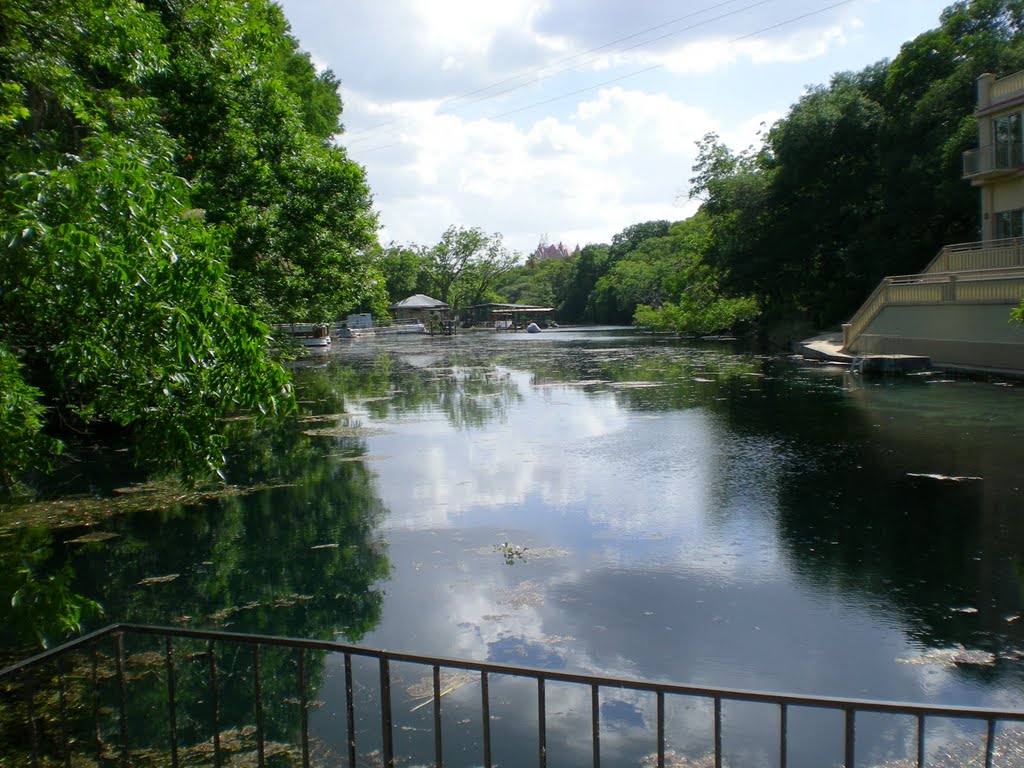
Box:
[963,141,1024,179]
[990,70,1024,103]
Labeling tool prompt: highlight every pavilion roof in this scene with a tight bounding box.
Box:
[389,294,449,310]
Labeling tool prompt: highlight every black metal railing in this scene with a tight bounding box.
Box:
[3,623,1024,767]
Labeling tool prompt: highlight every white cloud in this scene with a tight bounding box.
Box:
[343,86,717,252]
[406,0,542,57]
[280,0,953,251]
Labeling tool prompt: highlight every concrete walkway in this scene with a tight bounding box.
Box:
[795,331,933,373]
[794,332,854,363]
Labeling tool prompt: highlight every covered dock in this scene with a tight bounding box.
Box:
[462,303,556,330]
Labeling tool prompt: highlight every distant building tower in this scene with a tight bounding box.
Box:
[532,240,572,261]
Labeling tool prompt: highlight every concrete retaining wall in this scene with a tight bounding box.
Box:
[850,303,1024,373]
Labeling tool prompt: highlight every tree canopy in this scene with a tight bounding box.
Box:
[0,0,382,492]
[688,0,1024,330]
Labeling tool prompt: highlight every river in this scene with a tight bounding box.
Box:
[3,327,1024,766]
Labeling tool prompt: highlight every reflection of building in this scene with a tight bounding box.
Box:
[842,69,1024,375]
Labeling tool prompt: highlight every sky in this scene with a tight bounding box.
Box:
[275,0,956,257]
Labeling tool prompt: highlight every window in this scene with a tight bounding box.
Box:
[995,208,1024,239]
[993,112,1023,168]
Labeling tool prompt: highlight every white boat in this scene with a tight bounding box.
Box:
[335,317,427,338]
[273,323,331,347]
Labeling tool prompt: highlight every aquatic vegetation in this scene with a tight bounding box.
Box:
[897,645,997,668]
[494,541,528,565]
[496,581,544,609]
[0,479,288,532]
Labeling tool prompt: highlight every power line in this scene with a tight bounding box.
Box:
[343,0,779,145]
[351,0,859,155]
[733,0,853,41]
[441,0,778,111]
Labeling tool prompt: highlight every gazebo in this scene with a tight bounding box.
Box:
[388,294,450,321]
[389,294,455,334]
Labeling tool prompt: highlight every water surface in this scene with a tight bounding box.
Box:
[4,328,1024,766]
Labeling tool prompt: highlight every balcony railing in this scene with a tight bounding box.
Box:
[923,238,1024,274]
[3,623,1024,768]
[963,141,1024,178]
[991,71,1024,101]
[842,263,1024,350]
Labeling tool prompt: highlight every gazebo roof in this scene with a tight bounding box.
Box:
[389,294,449,310]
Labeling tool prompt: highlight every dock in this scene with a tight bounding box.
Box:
[796,332,931,374]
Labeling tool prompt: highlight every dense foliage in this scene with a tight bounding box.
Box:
[680,0,1024,331]
[0,0,382,491]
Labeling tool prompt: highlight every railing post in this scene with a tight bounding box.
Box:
[380,658,394,768]
[481,671,492,768]
[114,632,132,767]
[165,637,179,768]
[432,665,443,768]
[657,691,665,768]
[57,656,71,768]
[944,274,957,302]
[23,668,38,768]
[917,713,925,768]
[779,703,788,768]
[345,654,356,768]
[91,647,102,762]
[207,640,221,768]
[714,697,722,768]
[298,648,310,768]
[253,645,265,768]
[844,708,855,768]
[538,678,547,768]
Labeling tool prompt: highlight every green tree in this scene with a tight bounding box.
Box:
[150,0,379,323]
[0,0,302,490]
[560,244,611,321]
[374,243,427,305]
[499,258,572,308]
[423,226,517,307]
[625,215,760,335]
[687,0,1024,334]
[0,348,60,492]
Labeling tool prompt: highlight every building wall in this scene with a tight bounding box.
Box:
[972,72,1024,239]
[852,303,1024,373]
[993,183,1024,212]
[865,303,1024,344]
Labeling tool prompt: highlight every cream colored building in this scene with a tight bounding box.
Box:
[964,71,1024,239]
[840,70,1024,374]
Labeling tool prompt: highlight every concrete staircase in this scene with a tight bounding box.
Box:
[841,240,1024,375]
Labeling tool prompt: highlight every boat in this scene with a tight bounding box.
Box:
[335,315,427,338]
[273,322,331,347]
[526,322,542,333]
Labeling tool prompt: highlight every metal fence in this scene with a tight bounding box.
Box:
[3,623,1024,768]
